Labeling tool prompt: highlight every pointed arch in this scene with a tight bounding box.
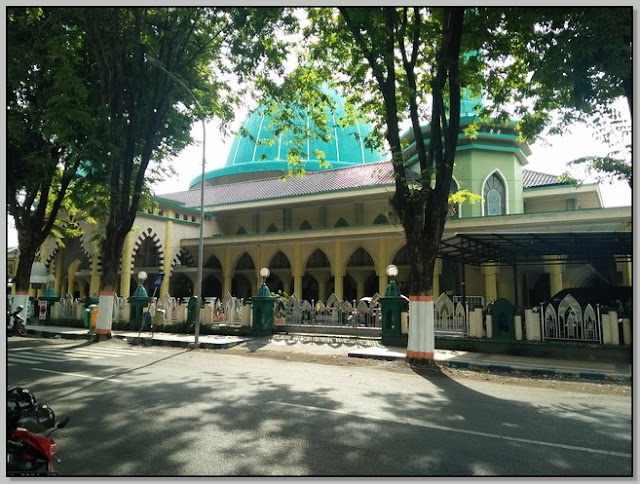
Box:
[234,252,255,271]
[171,248,196,270]
[391,245,409,266]
[346,246,376,270]
[205,254,222,269]
[236,226,247,235]
[299,220,312,230]
[44,243,63,272]
[305,248,331,270]
[268,250,291,269]
[266,223,278,233]
[372,213,389,225]
[76,234,97,271]
[334,217,349,228]
[448,176,461,219]
[131,228,164,271]
[482,170,508,216]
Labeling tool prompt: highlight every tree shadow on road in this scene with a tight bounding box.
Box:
[9,348,632,477]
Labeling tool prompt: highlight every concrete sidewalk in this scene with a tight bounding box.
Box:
[23,324,632,384]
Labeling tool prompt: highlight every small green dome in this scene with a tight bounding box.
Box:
[384,280,402,298]
[255,283,272,298]
[189,88,386,188]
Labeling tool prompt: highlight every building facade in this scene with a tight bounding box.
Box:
[13,92,632,315]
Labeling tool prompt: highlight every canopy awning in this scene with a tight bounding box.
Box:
[438,232,633,266]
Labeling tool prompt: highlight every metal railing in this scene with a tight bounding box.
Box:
[541,293,602,343]
[283,293,381,328]
[435,293,474,335]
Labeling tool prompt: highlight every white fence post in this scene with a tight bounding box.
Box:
[608,310,620,345]
[524,309,540,341]
[601,313,612,344]
[622,318,631,345]
[514,315,522,340]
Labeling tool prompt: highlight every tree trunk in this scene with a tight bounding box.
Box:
[402,7,464,367]
[94,220,130,339]
[11,227,50,323]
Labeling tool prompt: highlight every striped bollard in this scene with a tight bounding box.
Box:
[406,295,437,367]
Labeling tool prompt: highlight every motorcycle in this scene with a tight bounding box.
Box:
[7,387,70,476]
[8,305,27,337]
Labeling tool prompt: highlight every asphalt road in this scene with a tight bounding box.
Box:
[7,336,633,477]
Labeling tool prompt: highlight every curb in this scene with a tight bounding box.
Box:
[437,359,630,384]
[26,328,244,350]
[115,334,243,350]
[23,328,631,384]
[26,328,93,341]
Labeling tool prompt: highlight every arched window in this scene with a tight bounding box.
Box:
[299,221,312,230]
[484,173,506,216]
[335,217,349,228]
[448,179,460,219]
[236,226,247,235]
[347,247,375,267]
[269,251,291,269]
[306,249,330,268]
[236,253,255,270]
[373,214,389,225]
[266,223,278,233]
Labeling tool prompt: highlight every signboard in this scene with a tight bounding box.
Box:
[152,272,165,289]
[38,301,47,320]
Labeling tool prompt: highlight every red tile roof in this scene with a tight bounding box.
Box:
[155,161,565,209]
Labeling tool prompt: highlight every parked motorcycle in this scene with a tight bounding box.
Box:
[7,305,27,337]
[7,387,70,476]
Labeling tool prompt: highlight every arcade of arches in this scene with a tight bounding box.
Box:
[45,224,630,310]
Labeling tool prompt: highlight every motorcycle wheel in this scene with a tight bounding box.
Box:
[17,324,27,337]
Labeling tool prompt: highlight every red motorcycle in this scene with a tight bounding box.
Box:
[7,387,70,476]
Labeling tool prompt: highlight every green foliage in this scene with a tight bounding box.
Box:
[470,7,631,184]
[8,7,299,292]
[567,156,632,188]
[28,8,298,291]
[448,189,482,206]
[7,8,103,291]
[269,7,466,295]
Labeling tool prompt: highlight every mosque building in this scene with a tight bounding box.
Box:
[27,89,632,323]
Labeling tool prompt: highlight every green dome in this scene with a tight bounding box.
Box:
[189,88,386,188]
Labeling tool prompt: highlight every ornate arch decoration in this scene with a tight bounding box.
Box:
[130,227,164,272]
[171,248,196,271]
[78,233,98,270]
[43,241,64,273]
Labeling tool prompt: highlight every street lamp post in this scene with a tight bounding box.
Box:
[148,56,206,346]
